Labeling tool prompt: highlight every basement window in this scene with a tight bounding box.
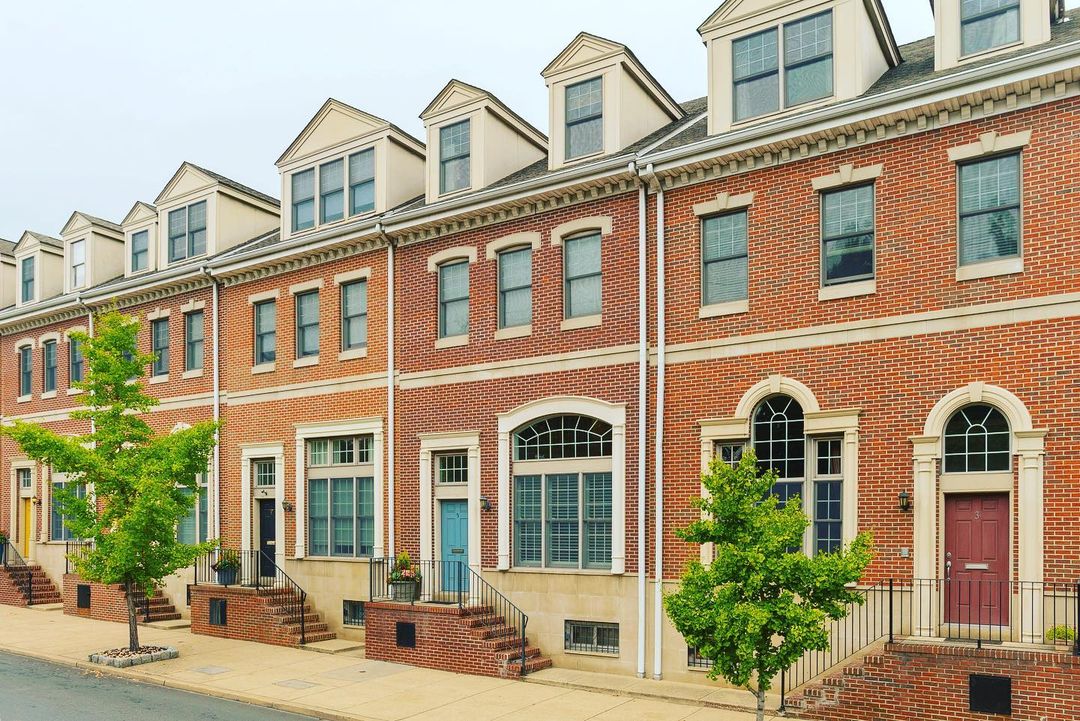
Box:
[564,620,619,655]
[209,598,227,626]
[343,600,365,627]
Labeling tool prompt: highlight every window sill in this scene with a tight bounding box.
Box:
[149,375,169,385]
[338,347,368,361]
[435,334,469,350]
[293,356,320,369]
[251,362,276,375]
[183,369,204,379]
[699,299,749,319]
[298,556,375,564]
[819,279,876,301]
[564,649,620,659]
[16,395,32,404]
[41,391,57,400]
[66,388,84,396]
[504,566,614,576]
[560,314,602,331]
[495,325,532,341]
[956,257,1023,282]
[958,39,1025,64]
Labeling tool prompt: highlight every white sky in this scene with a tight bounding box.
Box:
[0,1,1074,241]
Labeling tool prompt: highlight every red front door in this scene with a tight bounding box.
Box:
[944,493,1010,626]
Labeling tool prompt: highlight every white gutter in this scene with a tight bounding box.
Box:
[652,170,666,680]
[632,161,647,680]
[378,223,396,559]
[201,266,222,540]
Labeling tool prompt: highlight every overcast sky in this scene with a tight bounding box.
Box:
[0,1,1073,241]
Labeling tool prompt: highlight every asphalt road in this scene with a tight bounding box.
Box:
[0,652,323,721]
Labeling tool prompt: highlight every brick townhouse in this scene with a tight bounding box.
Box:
[3,0,1080,716]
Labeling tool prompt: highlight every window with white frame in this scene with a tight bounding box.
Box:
[21,257,34,303]
[70,240,86,289]
[961,0,1020,56]
[349,149,375,216]
[254,300,276,364]
[498,246,532,329]
[813,438,843,554]
[943,404,1011,473]
[438,261,469,339]
[958,153,1021,267]
[713,441,745,468]
[701,212,748,305]
[319,158,345,224]
[295,290,320,359]
[130,230,149,272]
[563,233,602,319]
[151,318,169,376]
[19,345,32,396]
[185,311,204,372]
[177,473,209,545]
[732,10,833,122]
[292,169,316,232]
[18,467,32,491]
[565,77,603,160]
[42,340,57,393]
[51,480,86,541]
[439,120,471,195]
[821,184,875,286]
[306,436,375,557]
[69,338,84,384]
[436,453,469,484]
[513,415,613,570]
[341,280,368,351]
[254,459,276,487]
[167,201,207,263]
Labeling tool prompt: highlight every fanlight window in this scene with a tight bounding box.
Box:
[944,404,1010,473]
[514,415,612,461]
[752,395,805,480]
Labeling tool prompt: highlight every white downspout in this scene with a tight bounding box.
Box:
[378,224,396,559]
[651,169,666,680]
[201,267,222,540]
[632,161,647,680]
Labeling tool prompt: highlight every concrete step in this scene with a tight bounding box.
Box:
[145,618,190,630]
[300,638,363,654]
[27,602,64,612]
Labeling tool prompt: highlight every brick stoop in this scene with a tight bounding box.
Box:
[137,588,182,623]
[189,584,336,647]
[366,602,552,678]
[62,574,180,624]
[0,564,62,607]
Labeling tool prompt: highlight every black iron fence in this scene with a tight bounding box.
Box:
[1,541,33,605]
[370,558,530,674]
[64,540,93,575]
[779,578,1080,710]
[193,549,309,644]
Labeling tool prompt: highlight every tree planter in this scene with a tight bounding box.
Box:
[89,646,179,668]
[216,568,239,586]
[390,580,420,602]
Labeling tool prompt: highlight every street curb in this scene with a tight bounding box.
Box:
[0,642,374,721]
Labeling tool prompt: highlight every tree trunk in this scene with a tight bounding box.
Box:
[124,581,140,652]
[756,688,766,721]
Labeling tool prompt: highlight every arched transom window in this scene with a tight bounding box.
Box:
[512,414,612,570]
[752,395,806,504]
[943,404,1011,473]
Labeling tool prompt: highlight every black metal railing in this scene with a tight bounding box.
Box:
[778,578,1080,710]
[193,549,309,644]
[370,558,531,675]
[1,541,33,606]
[65,540,93,575]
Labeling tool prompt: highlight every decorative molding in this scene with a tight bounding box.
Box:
[699,299,749,319]
[333,268,372,285]
[560,314,602,331]
[14,337,36,350]
[550,216,613,246]
[179,299,206,314]
[63,326,87,340]
[288,279,324,295]
[495,325,532,341]
[811,164,883,192]
[426,246,477,273]
[435,334,469,350]
[947,130,1032,162]
[956,256,1023,281]
[247,289,279,305]
[692,191,755,217]
[485,232,542,260]
[819,279,877,301]
[37,332,61,346]
[146,307,171,321]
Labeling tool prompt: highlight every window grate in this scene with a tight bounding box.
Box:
[343,600,365,627]
[565,620,619,655]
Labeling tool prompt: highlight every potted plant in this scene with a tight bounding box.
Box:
[212,549,241,586]
[1046,625,1076,648]
[0,531,7,565]
[388,551,422,601]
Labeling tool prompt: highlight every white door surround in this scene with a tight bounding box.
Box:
[240,443,285,567]
[419,432,481,577]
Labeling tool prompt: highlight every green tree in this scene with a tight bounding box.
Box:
[2,309,217,651]
[664,451,873,721]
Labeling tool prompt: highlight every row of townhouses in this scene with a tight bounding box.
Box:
[3,0,1079,716]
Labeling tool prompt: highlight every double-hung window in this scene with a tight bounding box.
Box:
[438,261,469,339]
[733,11,833,122]
[185,311,204,372]
[821,184,875,285]
[295,291,320,359]
[292,169,316,232]
[958,153,1021,267]
[42,340,57,393]
[498,247,532,329]
[20,257,34,303]
[341,280,368,351]
[19,345,32,396]
[349,149,375,216]
[70,239,86,289]
[167,201,207,262]
[177,473,209,545]
[320,159,345,224]
[254,300,276,364]
[563,233,602,319]
[130,230,149,272]
[69,338,84,384]
[565,77,603,160]
[701,212,748,305]
[151,318,169,377]
[51,480,86,541]
[306,436,375,558]
[439,120,471,195]
[961,0,1021,56]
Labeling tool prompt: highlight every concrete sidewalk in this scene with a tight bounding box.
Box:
[0,605,779,721]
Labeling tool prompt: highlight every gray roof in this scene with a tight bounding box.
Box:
[188,163,281,208]
[0,239,14,256]
[22,231,62,249]
[75,213,122,232]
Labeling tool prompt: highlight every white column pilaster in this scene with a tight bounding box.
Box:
[497,430,510,570]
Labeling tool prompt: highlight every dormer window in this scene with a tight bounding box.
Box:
[167,201,207,263]
[439,120,471,195]
[319,159,345,224]
[70,239,86,289]
[733,10,833,123]
[349,149,375,215]
[20,257,34,303]
[961,0,1020,56]
[565,78,603,160]
[131,230,149,272]
[292,169,315,232]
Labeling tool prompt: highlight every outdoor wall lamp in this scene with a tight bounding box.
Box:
[281,500,295,512]
[898,490,912,513]
[479,496,492,512]
[30,497,40,505]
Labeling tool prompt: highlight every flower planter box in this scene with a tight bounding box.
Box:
[390,580,420,602]
[216,568,239,586]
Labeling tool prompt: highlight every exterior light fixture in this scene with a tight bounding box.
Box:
[898,490,912,513]
[281,500,295,512]
[479,496,492,512]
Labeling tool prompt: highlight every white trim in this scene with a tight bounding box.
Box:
[182,369,204,380]
[947,130,1032,162]
[435,334,469,349]
[495,325,532,341]
[550,216,613,246]
[179,299,206,314]
[149,374,170,385]
[288,279,324,295]
[426,246,477,273]
[810,164,884,192]
[338,347,368,361]
[240,443,285,563]
[63,326,87,340]
[37,331,61,346]
[819,279,876,301]
[247,289,279,305]
[692,191,755,217]
[956,256,1023,281]
[419,432,482,590]
[40,391,56,400]
[734,374,822,418]
[561,314,602,331]
[293,355,319,368]
[251,362,276,375]
[699,299,748,318]
[496,396,626,574]
[333,268,372,285]
[146,307,170,321]
[486,232,542,260]
[15,337,36,350]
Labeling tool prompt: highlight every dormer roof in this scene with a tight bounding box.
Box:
[155,161,279,208]
[0,239,14,257]
[276,98,425,167]
[542,32,685,121]
[60,210,122,238]
[420,79,547,149]
[122,201,157,226]
[15,230,62,252]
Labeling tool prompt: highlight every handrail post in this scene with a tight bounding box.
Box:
[889,578,894,644]
[779,668,786,713]
[301,590,307,645]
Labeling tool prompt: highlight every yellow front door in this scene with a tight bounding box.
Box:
[21,498,32,557]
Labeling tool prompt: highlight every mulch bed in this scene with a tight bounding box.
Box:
[88,646,179,668]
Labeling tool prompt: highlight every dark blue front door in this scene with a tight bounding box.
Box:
[440,500,469,592]
[258,499,276,578]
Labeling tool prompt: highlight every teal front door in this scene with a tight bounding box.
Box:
[440,500,469,593]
